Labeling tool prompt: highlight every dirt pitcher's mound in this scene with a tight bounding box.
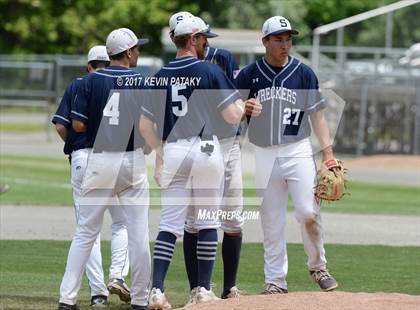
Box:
[177,292,420,310]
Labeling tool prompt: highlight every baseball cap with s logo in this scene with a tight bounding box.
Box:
[169,11,194,33]
[262,16,299,38]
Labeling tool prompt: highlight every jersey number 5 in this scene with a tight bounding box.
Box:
[103,92,120,125]
[171,85,188,116]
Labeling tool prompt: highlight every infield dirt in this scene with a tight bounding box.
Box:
[176,291,420,310]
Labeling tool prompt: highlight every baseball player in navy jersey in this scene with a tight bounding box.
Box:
[140,16,245,309]
[53,46,131,308]
[58,28,151,310]
[235,16,338,294]
[168,12,244,300]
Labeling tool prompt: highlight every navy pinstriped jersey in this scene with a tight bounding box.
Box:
[51,77,87,155]
[141,56,241,142]
[72,66,146,152]
[205,47,240,82]
[204,47,241,139]
[235,56,325,147]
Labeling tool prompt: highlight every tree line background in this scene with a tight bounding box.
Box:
[1,0,419,56]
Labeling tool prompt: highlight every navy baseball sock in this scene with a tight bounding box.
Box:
[152,231,177,291]
[183,230,198,290]
[222,232,242,296]
[197,229,218,290]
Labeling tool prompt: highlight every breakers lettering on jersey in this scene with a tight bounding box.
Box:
[235,56,326,147]
[254,86,297,105]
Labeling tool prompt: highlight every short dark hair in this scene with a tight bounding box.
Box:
[109,50,126,61]
[173,34,191,49]
[109,46,138,61]
[88,60,110,69]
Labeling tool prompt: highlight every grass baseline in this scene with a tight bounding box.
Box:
[0,240,418,310]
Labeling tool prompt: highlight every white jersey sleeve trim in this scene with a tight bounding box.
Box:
[141,106,154,118]
[306,98,326,111]
[53,114,70,123]
[216,90,240,108]
[71,110,88,120]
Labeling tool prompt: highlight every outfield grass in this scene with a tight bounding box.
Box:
[0,154,419,215]
[0,122,46,133]
[0,240,418,309]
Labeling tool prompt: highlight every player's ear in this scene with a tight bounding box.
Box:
[262,36,269,47]
[86,63,93,73]
[190,35,197,46]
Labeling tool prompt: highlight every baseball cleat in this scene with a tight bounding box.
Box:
[310,269,338,291]
[58,303,80,310]
[195,287,219,303]
[131,305,148,310]
[107,278,131,303]
[183,287,199,307]
[148,287,172,310]
[221,286,242,299]
[261,283,288,294]
[90,295,109,307]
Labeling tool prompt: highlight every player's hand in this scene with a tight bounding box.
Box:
[154,156,163,187]
[245,98,262,117]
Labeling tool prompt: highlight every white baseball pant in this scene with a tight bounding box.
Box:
[59,149,150,307]
[255,138,327,289]
[70,149,129,296]
[185,136,243,234]
[159,136,224,238]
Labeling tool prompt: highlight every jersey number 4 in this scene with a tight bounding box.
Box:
[103,92,120,125]
[171,85,188,116]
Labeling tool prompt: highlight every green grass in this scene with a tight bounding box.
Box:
[0,122,46,133]
[0,106,47,114]
[0,240,418,309]
[0,154,419,216]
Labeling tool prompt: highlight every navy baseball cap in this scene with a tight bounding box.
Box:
[262,16,299,38]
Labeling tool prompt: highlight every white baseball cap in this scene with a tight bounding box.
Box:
[169,11,194,33]
[106,28,149,56]
[87,45,110,63]
[174,16,218,38]
[262,16,299,38]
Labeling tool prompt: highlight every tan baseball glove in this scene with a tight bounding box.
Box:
[315,158,348,201]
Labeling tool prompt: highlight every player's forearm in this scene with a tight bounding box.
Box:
[222,99,245,124]
[72,120,87,133]
[310,110,334,161]
[139,116,162,155]
[55,124,68,142]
